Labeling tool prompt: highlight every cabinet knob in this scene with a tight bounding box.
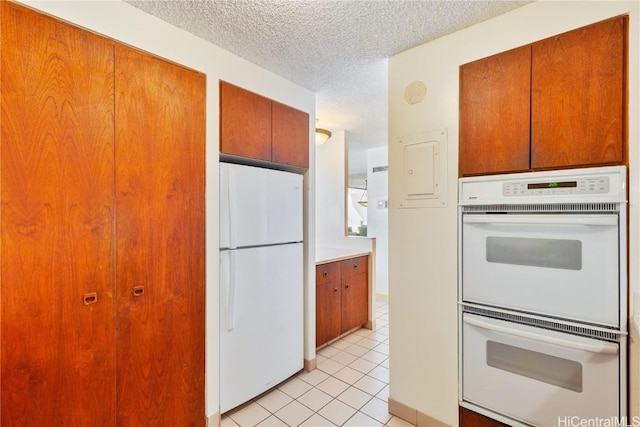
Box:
[133,286,145,297]
[333,288,338,293]
[345,284,350,289]
[353,264,358,269]
[323,271,328,277]
[83,292,98,306]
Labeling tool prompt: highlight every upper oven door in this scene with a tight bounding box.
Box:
[462,213,619,326]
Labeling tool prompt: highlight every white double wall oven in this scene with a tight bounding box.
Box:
[458,166,628,426]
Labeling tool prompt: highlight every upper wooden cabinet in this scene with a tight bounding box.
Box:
[459,45,531,175]
[531,17,625,169]
[459,16,627,176]
[220,81,310,168]
[220,81,272,161]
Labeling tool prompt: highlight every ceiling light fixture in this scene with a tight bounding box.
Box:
[315,128,332,146]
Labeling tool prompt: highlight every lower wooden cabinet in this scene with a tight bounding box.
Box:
[316,256,369,347]
[459,406,508,427]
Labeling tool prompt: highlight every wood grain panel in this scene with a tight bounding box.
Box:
[531,16,626,169]
[115,44,205,427]
[271,101,309,168]
[341,256,367,277]
[459,45,531,176]
[220,81,271,161]
[316,279,342,348]
[1,3,116,425]
[459,407,508,427]
[316,261,341,285]
[341,272,368,334]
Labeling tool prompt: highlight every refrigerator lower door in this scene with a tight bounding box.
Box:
[220,243,303,413]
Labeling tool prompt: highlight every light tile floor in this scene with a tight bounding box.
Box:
[221,298,415,427]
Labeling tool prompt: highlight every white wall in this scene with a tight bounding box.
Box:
[18,1,316,421]
[388,1,639,425]
[316,130,373,253]
[367,147,389,296]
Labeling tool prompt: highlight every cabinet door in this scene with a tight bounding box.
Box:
[316,280,342,347]
[220,81,272,161]
[341,272,368,334]
[459,45,531,176]
[115,45,205,426]
[459,407,508,427]
[1,3,116,425]
[272,101,310,168]
[531,17,625,169]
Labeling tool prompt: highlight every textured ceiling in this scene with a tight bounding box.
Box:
[124,0,530,167]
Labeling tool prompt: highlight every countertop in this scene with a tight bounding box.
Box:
[316,247,371,265]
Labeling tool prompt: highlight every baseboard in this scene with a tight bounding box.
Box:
[365,319,375,330]
[388,398,417,425]
[388,397,450,427]
[418,410,450,427]
[304,357,316,372]
[207,411,220,427]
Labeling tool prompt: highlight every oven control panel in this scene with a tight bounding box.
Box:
[459,166,626,205]
[503,176,609,197]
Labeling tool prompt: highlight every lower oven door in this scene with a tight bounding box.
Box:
[461,213,619,326]
[462,313,620,426]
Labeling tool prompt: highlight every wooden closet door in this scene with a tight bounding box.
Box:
[1,3,116,425]
[115,44,205,426]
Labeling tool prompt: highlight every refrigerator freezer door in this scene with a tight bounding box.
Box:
[220,163,303,249]
[219,243,304,413]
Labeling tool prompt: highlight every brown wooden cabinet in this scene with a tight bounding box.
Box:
[340,256,369,333]
[531,17,625,169]
[220,81,310,168]
[459,16,627,176]
[0,3,205,425]
[316,255,369,347]
[316,262,342,347]
[459,407,508,427]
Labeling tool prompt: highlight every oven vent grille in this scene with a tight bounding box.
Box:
[461,203,620,213]
[463,305,621,342]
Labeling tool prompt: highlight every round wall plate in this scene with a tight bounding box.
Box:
[404,80,427,104]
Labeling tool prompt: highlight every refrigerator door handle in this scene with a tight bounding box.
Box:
[220,250,237,331]
[227,167,238,250]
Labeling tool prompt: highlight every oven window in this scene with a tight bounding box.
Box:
[486,237,582,270]
[486,340,583,392]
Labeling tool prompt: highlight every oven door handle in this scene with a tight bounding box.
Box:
[464,316,619,355]
[463,215,617,226]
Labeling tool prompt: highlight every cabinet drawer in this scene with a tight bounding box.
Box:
[316,262,341,285]
[341,256,368,277]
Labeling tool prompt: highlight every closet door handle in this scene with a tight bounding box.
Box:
[133,286,144,297]
[83,292,98,305]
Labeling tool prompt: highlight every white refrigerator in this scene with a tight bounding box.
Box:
[219,162,304,413]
